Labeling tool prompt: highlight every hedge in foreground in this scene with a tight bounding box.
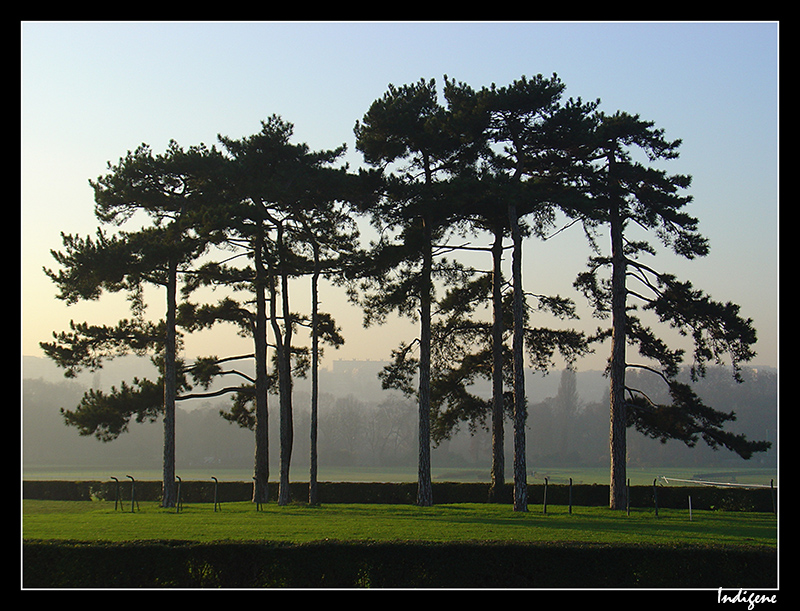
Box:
[22,540,776,589]
[22,480,777,512]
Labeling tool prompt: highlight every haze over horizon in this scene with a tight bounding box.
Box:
[21,21,779,377]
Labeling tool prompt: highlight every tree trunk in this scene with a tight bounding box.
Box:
[270,224,294,507]
[509,203,527,512]
[309,241,320,506]
[417,216,434,507]
[276,281,294,506]
[161,256,178,508]
[252,229,269,505]
[274,320,293,506]
[488,224,505,503]
[608,193,628,510]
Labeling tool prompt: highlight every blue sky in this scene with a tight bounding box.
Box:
[21,21,779,374]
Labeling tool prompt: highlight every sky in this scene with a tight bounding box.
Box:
[21,21,779,378]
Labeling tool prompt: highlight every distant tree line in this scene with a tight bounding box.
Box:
[23,365,775,474]
[40,73,770,510]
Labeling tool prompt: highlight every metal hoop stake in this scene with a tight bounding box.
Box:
[111,477,121,511]
[653,479,659,517]
[253,477,262,511]
[543,477,548,514]
[568,477,573,515]
[626,478,630,516]
[126,475,139,512]
[175,476,183,513]
[212,477,220,512]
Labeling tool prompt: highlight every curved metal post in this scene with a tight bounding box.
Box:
[543,477,548,514]
[653,478,659,517]
[568,477,573,515]
[626,478,630,516]
[253,477,262,511]
[212,477,220,512]
[175,476,183,513]
[111,476,121,511]
[126,475,139,513]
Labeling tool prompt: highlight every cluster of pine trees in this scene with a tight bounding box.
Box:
[40,73,769,511]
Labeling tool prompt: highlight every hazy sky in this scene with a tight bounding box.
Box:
[21,21,779,375]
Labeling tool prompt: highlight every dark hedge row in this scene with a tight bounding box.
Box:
[22,539,776,588]
[22,480,777,512]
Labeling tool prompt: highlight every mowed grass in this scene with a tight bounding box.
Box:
[22,499,777,549]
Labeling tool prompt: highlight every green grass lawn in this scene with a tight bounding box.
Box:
[22,499,777,549]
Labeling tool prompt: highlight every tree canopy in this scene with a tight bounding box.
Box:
[41,74,770,512]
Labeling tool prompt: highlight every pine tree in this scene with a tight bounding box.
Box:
[42,141,222,507]
[468,74,594,511]
[213,116,356,505]
[573,110,770,509]
[291,178,359,505]
[353,78,478,506]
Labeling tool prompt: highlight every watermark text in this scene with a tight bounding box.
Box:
[718,588,777,610]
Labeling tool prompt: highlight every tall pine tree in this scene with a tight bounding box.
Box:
[42,141,222,507]
[353,78,479,506]
[573,110,770,508]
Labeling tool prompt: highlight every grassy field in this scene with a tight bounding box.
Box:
[22,499,777,549]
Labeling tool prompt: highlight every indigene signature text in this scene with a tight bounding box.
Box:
[718,588,777,609]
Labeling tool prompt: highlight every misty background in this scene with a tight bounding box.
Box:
[21,354,777,481]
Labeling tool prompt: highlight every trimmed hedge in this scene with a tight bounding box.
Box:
[22,539,777,588]
[22,480,777,512]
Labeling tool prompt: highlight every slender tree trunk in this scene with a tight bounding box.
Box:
[608,195,628,510]
[252,229,269,505]
[417,215,434,507]
[509,203,527,512]
[279,238,294,506]
[269,224,294,507]
[272,288,293,506]
[309,241,320,506]
[161,256,178,508]
[488,224,505,503]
